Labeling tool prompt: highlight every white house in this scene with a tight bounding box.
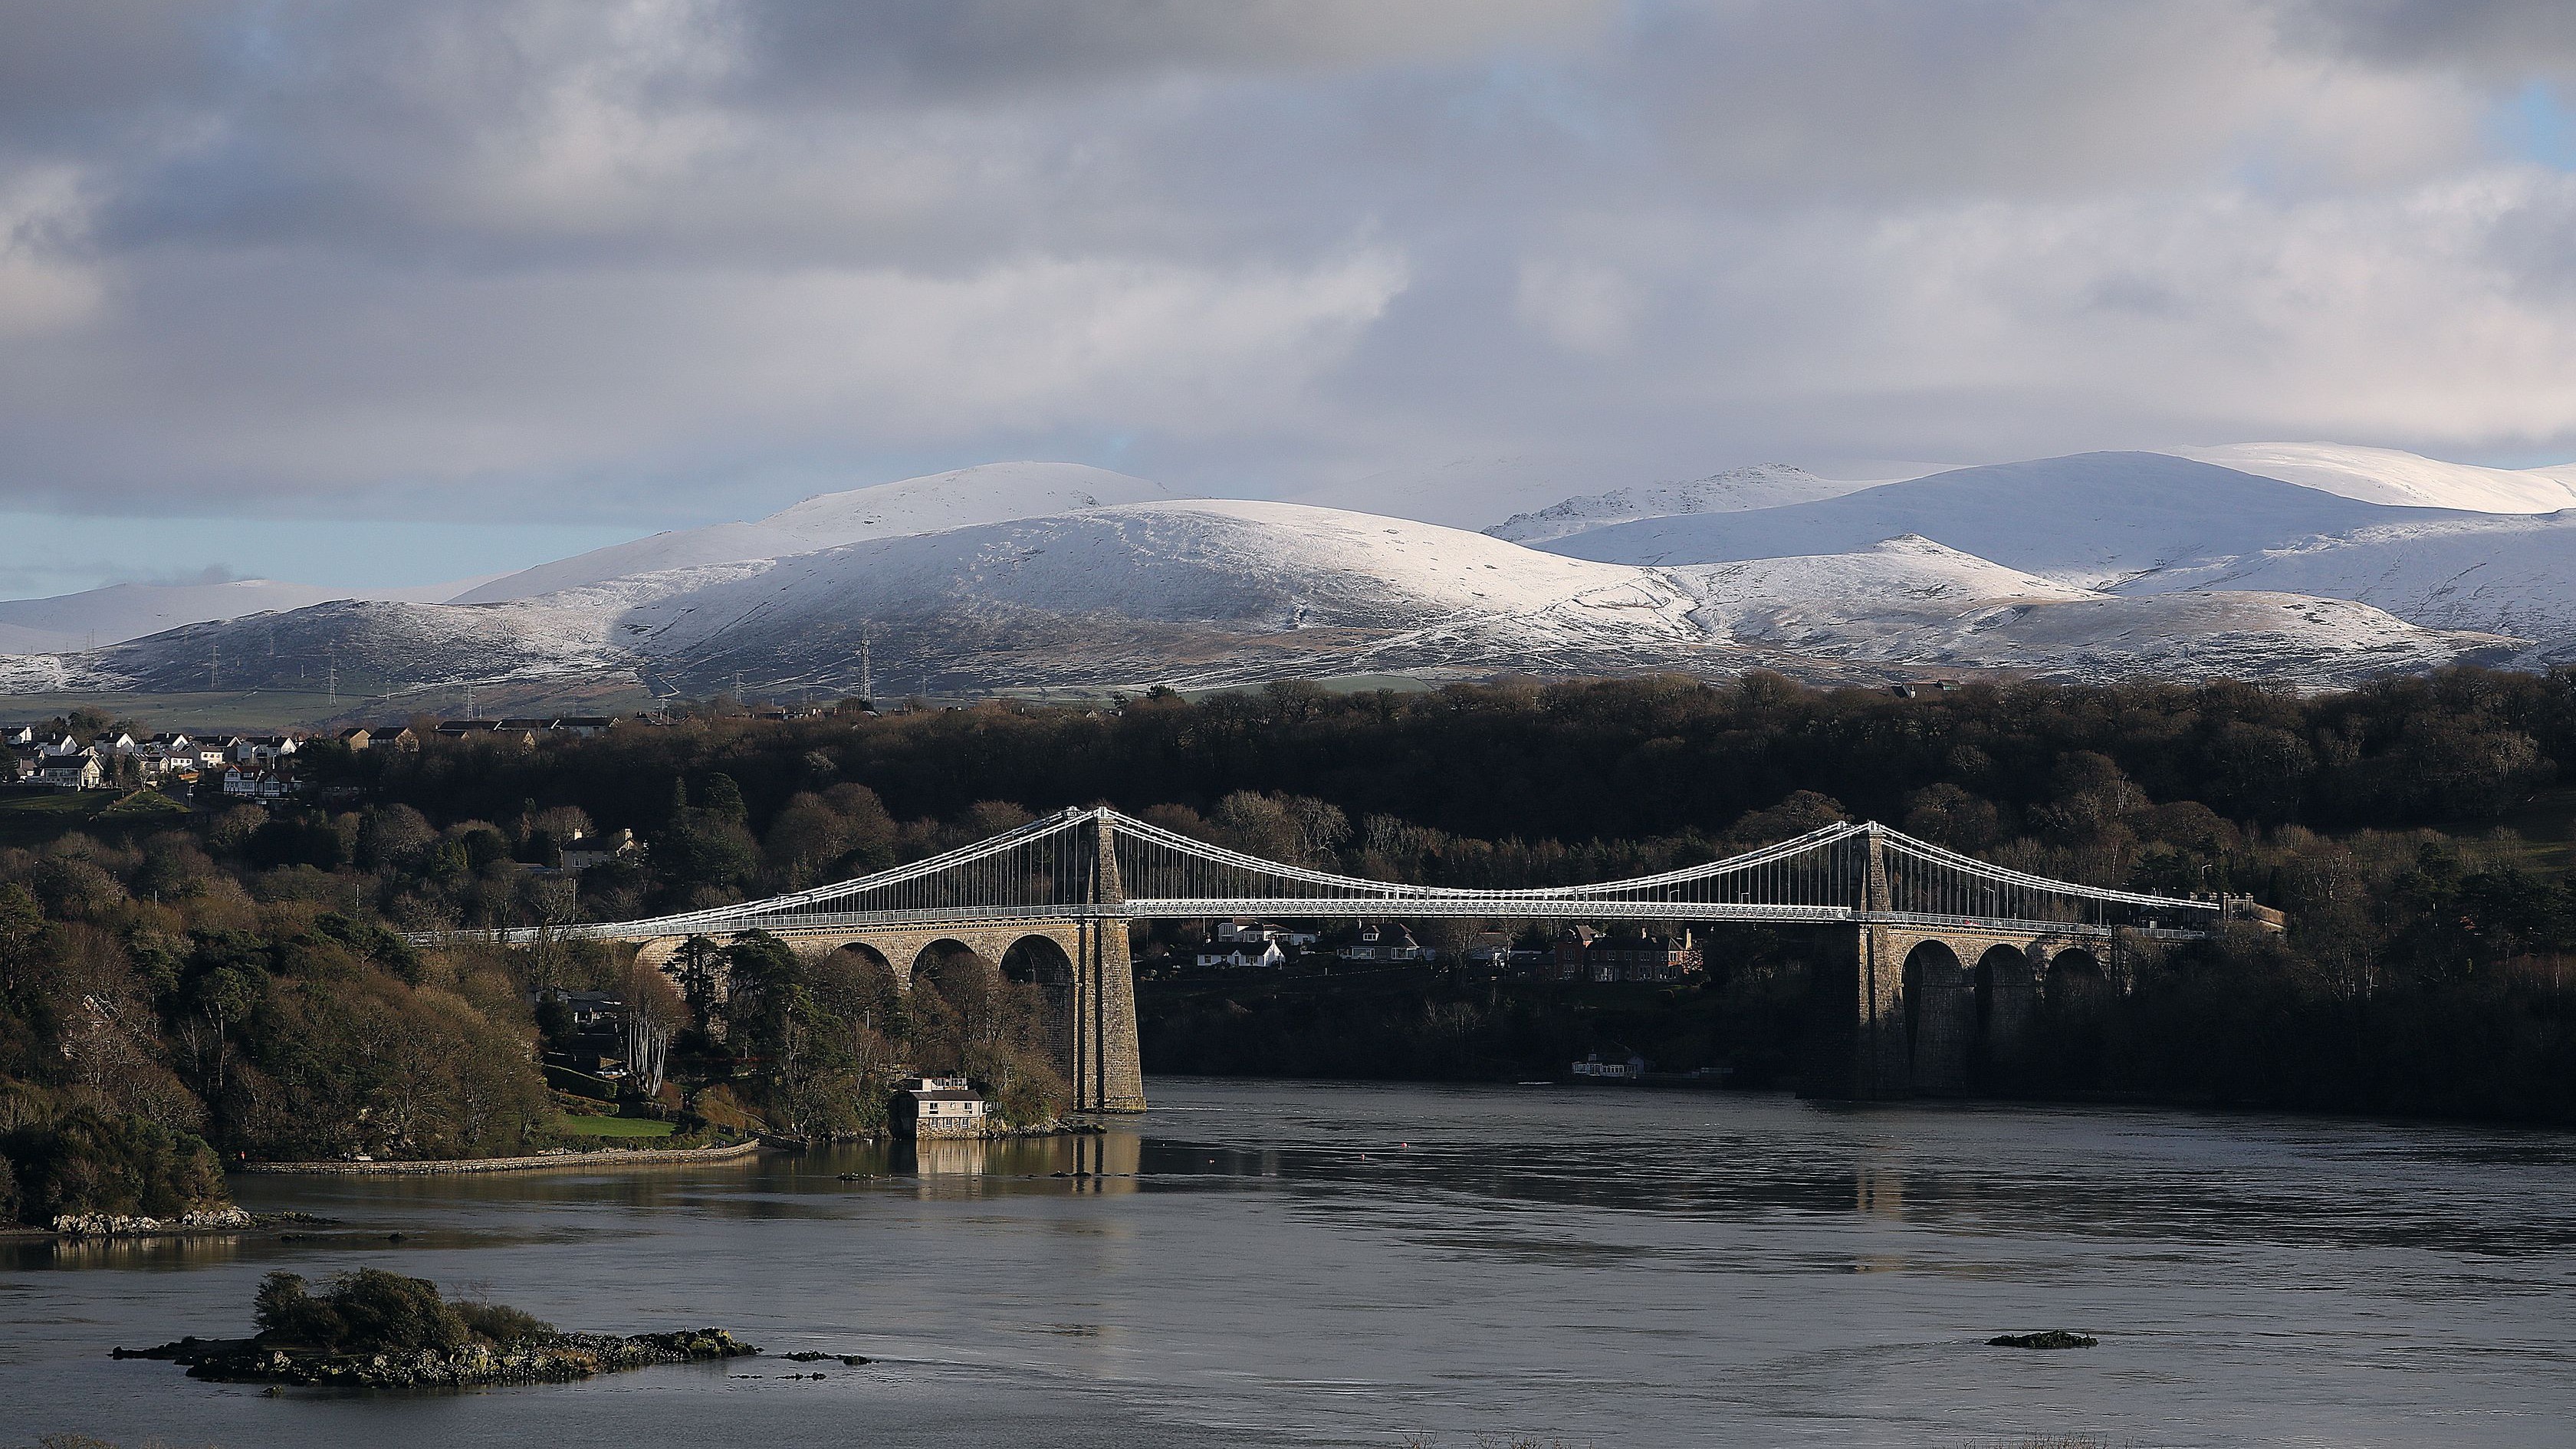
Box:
[558,827,639,870]
[1194,940,1289,970]
[232,735,301,765]
[894,1076,993,1138]
[34,749,103,790]
[222,767,301,799]
[1214,919,1321,948]
[1336,922,1424,963]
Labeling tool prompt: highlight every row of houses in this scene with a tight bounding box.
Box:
[0,715,626,793]
[4,728,314,793]
[429,717,613,746]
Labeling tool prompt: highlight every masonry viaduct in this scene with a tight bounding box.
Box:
[439,808,2224,1109]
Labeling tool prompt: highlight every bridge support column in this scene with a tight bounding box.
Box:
[1079,813,1147,1113]
[1802,923,1912,1100]
[1080,918,1146,1113]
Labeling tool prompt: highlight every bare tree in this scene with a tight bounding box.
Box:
[617,958,685,1099]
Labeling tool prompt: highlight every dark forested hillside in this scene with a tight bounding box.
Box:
[350,670,2572,849]
[2,665,2572,1223]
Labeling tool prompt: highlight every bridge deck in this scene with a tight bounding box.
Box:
[410,810,2231,949]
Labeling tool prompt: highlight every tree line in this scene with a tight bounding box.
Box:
[3,664,2573,1223]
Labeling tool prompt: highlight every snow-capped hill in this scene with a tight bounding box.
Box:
[1538,452,2434,588]
[760,462,1172,544]
[44,501,2521,704]
[1484,465,1873,544]
[2173,442,2576,514]
[1669,535,2094,626]
[603,499,1712,681]
[453,462,1178,603]
[2179,511,2576,667]
[67,500,1730,698]
[0,577,479,654]
[445,521,816,606]
[1659,535,2517,687]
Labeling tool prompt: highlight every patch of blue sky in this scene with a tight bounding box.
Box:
[0,514,641,601]
[2492,80,2576,172]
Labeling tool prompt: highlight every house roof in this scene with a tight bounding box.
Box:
[905,1088,984,1103]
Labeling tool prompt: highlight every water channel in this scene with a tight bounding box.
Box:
[4,1078,2572,1447]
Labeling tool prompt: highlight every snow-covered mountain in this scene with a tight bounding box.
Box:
[1522,450,2576,668]
[31,501,1729,696]
[451,462,1178,603]
[1536,452,2419,587]
[2170,442,2576,514]
[2174,512,2576,667]
[12,502,2517,703]
[1483,465,1875,544]
[0,576,487,654]
[1664,536,2515,687]
[6,445,2568,706]
[1282,455,1645,531]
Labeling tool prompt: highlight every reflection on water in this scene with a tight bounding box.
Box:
[893,1129,1142,1188]
[4,1079,2574,1449]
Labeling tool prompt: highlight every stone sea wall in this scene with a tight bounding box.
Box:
[54,1208,255,1237]
[126,1329,758,1388]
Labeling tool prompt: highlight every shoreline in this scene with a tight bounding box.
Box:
[232,1138,767,1177]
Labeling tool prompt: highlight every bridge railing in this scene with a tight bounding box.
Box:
[408,807,2226,948]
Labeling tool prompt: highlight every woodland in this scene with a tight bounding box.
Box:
[3,667,2574,1223]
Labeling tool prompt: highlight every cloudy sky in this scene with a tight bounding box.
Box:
[5,0,2576,593]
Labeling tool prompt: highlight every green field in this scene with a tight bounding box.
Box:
[0,788,190,846]
[0,677,656,732]
[549,1112,677,1139]
[2439,786,2576,870]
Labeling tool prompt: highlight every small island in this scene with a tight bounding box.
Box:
[118,1268,757,1389]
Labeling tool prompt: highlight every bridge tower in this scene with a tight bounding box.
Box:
[1805,823,1912,1100]
[1079,810,1148,1112]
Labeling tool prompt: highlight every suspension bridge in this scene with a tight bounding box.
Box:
[445,807,2232,1106]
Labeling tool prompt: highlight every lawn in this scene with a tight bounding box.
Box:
[2440,786,2576,871]
[0,788,195,847]
[549,1112,677,1139]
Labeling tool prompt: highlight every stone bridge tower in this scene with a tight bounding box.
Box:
[1803,823,2125,1101]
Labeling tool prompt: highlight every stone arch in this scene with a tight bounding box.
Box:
[809,941,902,1033]
[910,936,995,987]
[1001,935,1079,1082]
[1901,938,1973,1095]
[2046,945,2112,1015]
[830,938,897,983]
[1973,944,2037,1080]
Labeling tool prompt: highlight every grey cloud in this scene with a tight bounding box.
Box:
[724,0,1610,100]
[1,0,2573,527]
[2285,0,2576,71]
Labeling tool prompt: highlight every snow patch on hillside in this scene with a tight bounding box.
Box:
[1661,536,2518,686]
[0,577,492,653]
[1539,452,2440,589]
[2175,511,2576,666]
[2174,442,2576,514]
[1484,465,1874,544]
[453,462,1178,603]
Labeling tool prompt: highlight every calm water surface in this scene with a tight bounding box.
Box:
[3,1079,2572,1447]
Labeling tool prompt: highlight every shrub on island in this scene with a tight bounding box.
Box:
[121,1270,757,1388]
